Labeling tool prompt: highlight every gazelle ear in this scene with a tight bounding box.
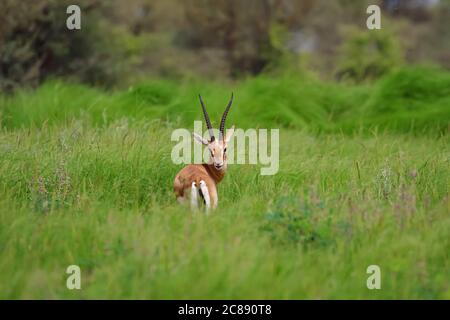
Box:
[225,126,235,143]
[193,132,209,145]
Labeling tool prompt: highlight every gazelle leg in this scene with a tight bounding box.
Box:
[191,182,198,210]
[199,180,211,213]
[213,193,218,209]
[208,184,218,209]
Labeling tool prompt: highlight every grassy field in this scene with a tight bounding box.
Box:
[0,66,449,299]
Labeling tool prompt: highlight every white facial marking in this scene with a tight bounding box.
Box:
[207,139,227,170]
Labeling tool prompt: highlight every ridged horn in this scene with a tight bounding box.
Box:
[219,93,233,140]
[198,94,215,142]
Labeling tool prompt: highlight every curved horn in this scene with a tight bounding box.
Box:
[198,94,215,142]
[220,93,233,140]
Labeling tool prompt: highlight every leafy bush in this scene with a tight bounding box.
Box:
[262,195,332,248]
[335,26,404,83]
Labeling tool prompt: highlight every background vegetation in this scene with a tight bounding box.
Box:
[0,0,448,299]
[2,0,450,90]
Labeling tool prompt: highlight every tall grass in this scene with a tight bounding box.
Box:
[0,66,448,299]
[1,66,449,134]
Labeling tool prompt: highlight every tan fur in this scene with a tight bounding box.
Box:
[173,163,223,208]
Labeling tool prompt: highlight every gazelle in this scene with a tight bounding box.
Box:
[173,94,235,211]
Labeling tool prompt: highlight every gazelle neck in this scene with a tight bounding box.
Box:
[203,163,226,184]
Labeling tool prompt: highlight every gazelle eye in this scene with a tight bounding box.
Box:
[224,148,227,153]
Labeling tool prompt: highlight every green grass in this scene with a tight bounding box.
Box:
[1,66,449,133]
[0,66,449,299]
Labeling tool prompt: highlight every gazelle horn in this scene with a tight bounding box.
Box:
[198,94,215,142]
[220,93,233,140]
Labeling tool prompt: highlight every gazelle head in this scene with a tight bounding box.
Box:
[193,94,235,171]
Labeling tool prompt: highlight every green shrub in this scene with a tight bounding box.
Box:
[335,26,404,83]
[262,195,332,248]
